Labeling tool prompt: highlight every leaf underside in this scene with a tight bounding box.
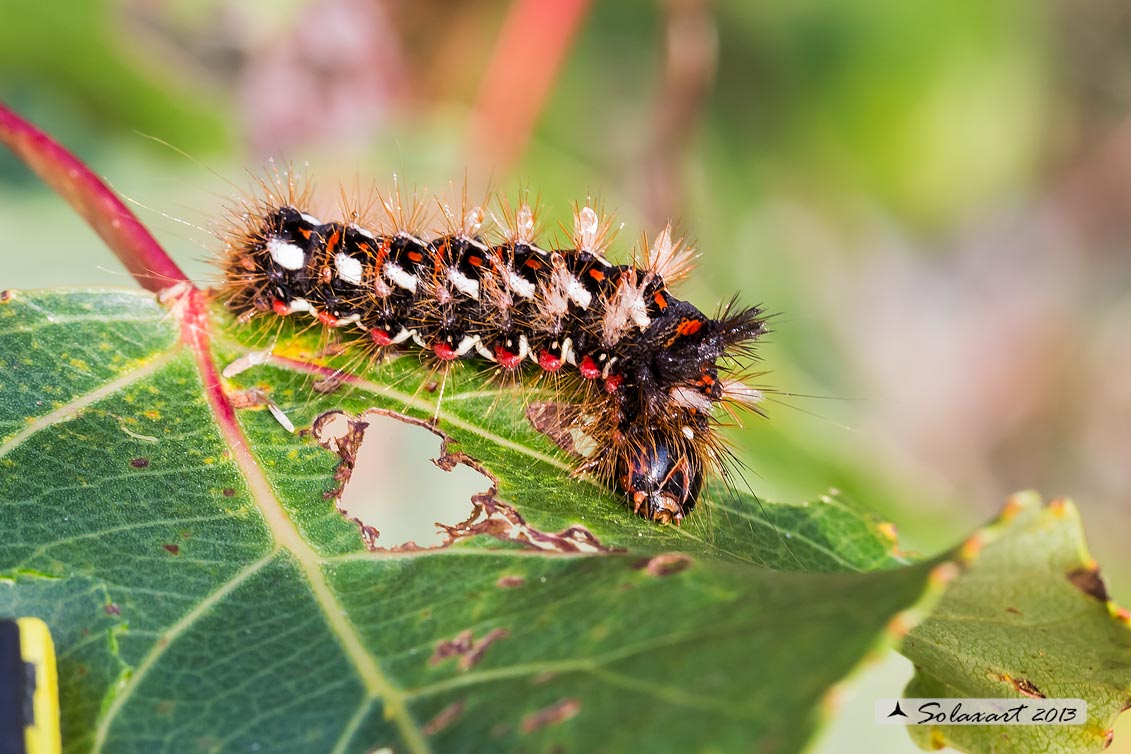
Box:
[0,289,1127,754]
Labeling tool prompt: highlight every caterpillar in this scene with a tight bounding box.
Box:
[218,174,767,524]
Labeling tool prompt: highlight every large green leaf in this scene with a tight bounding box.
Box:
[0,289,1128,754]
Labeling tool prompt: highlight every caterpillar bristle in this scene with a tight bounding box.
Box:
[644,223,699,285]
[216,172,770,524]
[374,174,429,237]
[571,199,619,258]
[491,190,543,248]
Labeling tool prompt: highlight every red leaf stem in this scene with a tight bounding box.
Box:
[0,101,190,293]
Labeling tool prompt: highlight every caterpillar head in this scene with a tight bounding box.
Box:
[646,302,767,392]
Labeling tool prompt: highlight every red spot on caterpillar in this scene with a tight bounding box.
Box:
[271,299,289,317]
[468,255,483,267]
[317,310,337,327]
[538,350,562,372]
[588,268,605,282]
[524,257,543,270]
[676,318,702,337]
[604,373,623,393]
[370,328,393,346]
[433,342,458,361]
[578,355,600,379]
[407,250,424,263]
[494,346,523,370]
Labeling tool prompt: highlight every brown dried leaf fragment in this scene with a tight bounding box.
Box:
[521,698,581,734]
[526,402,595,458]
[422,700,465,736]
[636,552,693,577]
[440,492,613,554]
[228,388,270,409]
[430,627,510,671]
[429,630,473,666]
[991,672,1046,699]
[311,373,345,393]
[1068,566,1111,603]
[1011,677,1045,699]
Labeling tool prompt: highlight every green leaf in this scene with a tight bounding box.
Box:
[902,491,1131,753]
[213,296,907,571]
[0,289,1127,754]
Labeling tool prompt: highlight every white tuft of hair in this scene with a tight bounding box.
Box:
[603,271,651,346]
[646,224,699,284]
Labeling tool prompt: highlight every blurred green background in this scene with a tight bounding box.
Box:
[2,0,1129,750]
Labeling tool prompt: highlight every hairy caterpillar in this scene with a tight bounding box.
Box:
[219,174,767,524]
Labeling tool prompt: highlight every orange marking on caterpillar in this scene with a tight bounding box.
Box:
[676,319,703,337]
[376,239,391,264]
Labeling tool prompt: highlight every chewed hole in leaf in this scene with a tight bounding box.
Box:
[312,409,491,549]
[312,407,615,554]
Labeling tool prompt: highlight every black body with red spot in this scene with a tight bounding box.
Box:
[223,203,767,524]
